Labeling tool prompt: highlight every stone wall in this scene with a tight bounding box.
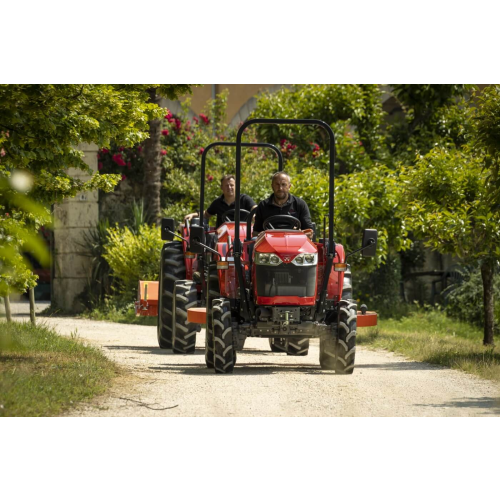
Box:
[52,143,98,312]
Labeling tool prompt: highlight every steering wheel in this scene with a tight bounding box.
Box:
[222,209,251,222]
[263,215,301,231]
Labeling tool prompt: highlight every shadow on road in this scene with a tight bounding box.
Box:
[148,361,327,376]
[414,397,500,415]
[355,361,445,371]
[105,345,285,356]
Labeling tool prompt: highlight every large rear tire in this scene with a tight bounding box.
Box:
[335,299,357,374]
[285,338,309,356]
[172,280,198,354]
[213,299,235,374]
[157,241,185,349]
[204,261,220,369]
[269,338,286,352]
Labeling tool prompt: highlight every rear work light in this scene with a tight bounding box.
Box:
[334,263,348,272]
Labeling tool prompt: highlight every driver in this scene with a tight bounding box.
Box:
[252,171,314,239]
[184,174,257,228]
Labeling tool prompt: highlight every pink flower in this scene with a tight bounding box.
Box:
[127,161,131,167]
[199,113,209,125]
[112,154,126,167]
[101,148,109,154]
[207,175,214,182]
[359,141,363,146]
[187,136,191,141]
[164,112,172,120]
[137,146,143,153]
[121,174,127,181]
[161,129,169,136]
[199,147,205,155]
[0,148,5,157]
[193,116,199,124]
[118,146,125,152]
[98,162,103,170]
[5,213,10,217]
[280,138,287,146]
[160,149,167,156]
[174,118,182,130]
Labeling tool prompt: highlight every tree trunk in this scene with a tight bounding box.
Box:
[29,287,36,326]
[2,295,12,322]
[480,260,495,346]
[142,88,163,226]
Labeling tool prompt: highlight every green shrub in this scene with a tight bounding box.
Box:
[444,267,500,333]
[103,223,163,301]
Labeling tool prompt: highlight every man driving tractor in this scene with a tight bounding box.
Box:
[252,171,314,239]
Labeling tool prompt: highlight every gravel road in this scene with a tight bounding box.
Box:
[8,302,500,417]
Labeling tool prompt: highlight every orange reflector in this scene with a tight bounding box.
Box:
[185,252,196,259]
[334,263,348,272]
[217,261,229,270]
[187,307,207,324]
[357,311,377,327]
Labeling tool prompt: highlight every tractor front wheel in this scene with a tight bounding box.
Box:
[269,338,286,352]
[335,299,357,374]
[212,299,236,374]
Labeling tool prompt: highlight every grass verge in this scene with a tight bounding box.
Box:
[360,308,500,382]
[80,304,157,326]
[0,321,119,417]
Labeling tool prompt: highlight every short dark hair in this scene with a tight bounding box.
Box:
[220,174,235,186]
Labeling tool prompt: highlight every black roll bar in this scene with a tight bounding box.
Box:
[234,119,336,321]
[199,142,283,221]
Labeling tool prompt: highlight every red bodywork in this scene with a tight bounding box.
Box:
[214,224,346,305]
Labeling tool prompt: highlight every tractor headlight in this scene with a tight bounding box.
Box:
[255,252,282,266]
[292,253,317,266]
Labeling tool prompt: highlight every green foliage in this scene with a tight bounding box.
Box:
[160,91,282,222]
[251,84,386,173]
[444,267,500,332]
[0,84,195,295]
[102,223,163,300]
[387,84,472,165]
[401,147,500,260]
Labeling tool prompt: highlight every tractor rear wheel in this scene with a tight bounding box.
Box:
[285,338,309,356]
[204,262,220,369]
[212,299,235,374]
[172,280,198,354]
[157,241,186,349]
[335,299,357,374]
[269,338,286,352]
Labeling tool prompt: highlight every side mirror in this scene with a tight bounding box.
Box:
[362,229,378,258]
[189,224,205,254]
[161,218,175,241]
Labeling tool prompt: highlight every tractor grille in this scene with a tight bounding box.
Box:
[256,263,317,297]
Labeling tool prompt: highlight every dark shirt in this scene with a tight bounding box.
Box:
[253,193,313,233]
[207,193,256,228]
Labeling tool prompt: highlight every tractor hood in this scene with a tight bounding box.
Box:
[254,231,317,261]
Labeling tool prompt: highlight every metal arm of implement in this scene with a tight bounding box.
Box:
[234,119,336,322]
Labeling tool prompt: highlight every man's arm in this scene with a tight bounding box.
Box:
[252,203,264,237]
[185,210,211,222]
[298,199,314,238]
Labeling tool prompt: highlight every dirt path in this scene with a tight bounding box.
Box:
[9,306,500,417]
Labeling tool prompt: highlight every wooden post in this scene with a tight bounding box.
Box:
[29,287,36,326]
[2,295,12,322]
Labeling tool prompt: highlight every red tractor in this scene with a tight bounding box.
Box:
[183,118,378,374]
[157,141,283,354]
